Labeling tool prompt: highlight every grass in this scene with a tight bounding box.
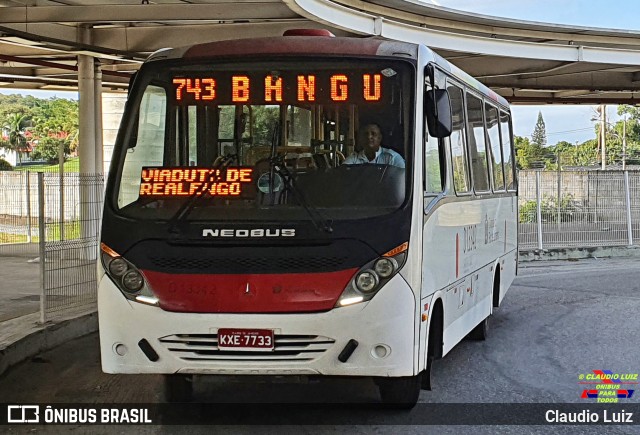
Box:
[0,233,30,244]
[0,222,80,244]
[15,157,79,173]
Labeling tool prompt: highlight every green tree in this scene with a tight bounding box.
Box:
[531,111,547,148]
[515,135,545,169]
[30,136,71,164]
[0,113,30,165]
[31,97,79,152]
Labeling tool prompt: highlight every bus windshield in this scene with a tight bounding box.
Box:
[114,59,412,223]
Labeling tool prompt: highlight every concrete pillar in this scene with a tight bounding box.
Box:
[94,62,104,175]
[78,53,100,260]
[78,54,96,175]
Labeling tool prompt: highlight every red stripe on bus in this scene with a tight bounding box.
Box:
[141,268,358,313]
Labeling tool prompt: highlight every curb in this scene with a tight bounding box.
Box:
[519,245,640,262]
[0,311,98,377]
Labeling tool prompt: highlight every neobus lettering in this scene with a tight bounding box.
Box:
[202,228,296,237]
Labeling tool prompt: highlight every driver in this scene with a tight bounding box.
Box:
[343,123,405,168]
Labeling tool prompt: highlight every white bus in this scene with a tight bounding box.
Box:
[98,29,517,407]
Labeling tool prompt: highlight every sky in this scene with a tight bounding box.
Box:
[431,0,637,144]
[3,1,637,145]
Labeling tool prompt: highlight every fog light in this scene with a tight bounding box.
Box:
[114,343,128,356]
[372,344,390,359]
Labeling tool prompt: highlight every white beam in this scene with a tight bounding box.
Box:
[0,4,298,24]
[286,0,640,66]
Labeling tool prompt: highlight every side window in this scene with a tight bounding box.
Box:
[425,134,443,193]
[485,104,504,191]
[424,83,443,193]
[447,83,470,194]
[500,111,516,191]
[118,85,166,208]
[465,93,490,192]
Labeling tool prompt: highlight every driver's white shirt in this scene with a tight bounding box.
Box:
[343,147,405,168]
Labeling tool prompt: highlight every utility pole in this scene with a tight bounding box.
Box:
[601,105,607,170]
[622,115,627,171]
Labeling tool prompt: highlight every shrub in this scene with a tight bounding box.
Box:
[30,136,71,164]
[0,157,13,171]
[519,194,586,223]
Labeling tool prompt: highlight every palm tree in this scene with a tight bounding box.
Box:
[1,113,30,165]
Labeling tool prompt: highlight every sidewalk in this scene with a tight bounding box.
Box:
[0,255,41,322]
[0,255,97,376]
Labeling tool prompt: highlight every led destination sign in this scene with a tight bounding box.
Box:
[139,167,254,197]
[172,72,383,104]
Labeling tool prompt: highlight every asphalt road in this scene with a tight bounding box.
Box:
[2,258,640,434]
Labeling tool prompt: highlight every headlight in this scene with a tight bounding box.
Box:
[356,270,379,293]
[374,258,397,278]
[109,258,128,276]
[335,242,409,308]
[122,270,144,293]
[100,243,157,305]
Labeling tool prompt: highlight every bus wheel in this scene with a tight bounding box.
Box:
[376,374,422,409]
[468,316,489,341]
[164,374,193,402]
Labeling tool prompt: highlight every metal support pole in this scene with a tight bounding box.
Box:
[557,149,561,226]
[622,116,627,172]
[25,171,32,243]
[601,105,606,170]
[59,139,65,242]
[624,171,633,246]
[536,170,543,250]
[38,172,46,324]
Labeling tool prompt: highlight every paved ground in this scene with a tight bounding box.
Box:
[0,256,41,322]
[1,257,639,433]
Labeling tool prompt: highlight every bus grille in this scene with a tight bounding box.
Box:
[158,333,335,362]
[149,256,347,273]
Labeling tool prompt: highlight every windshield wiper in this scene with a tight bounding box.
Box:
[166,154,236,236]
[269,156,333,234]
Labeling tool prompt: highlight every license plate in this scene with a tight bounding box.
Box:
[217,328,274,351]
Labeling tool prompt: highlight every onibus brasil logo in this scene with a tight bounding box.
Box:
[579,370,638,403]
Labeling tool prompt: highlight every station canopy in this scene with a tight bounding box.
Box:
[1,0,640,104]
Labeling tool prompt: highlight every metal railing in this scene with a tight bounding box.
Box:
[518,170,640,250]
[38,173,104,322]
[0,170,103,322]
[2,168,640,322]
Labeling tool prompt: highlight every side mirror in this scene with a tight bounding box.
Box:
[426,89,453,138]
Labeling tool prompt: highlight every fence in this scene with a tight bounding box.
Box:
[0,170,103,322]
[39,173,104,321]
[518,170,640,249]
[2,168,640,322]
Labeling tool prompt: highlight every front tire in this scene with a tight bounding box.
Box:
[376,373,422,409]
[164,374,193,402]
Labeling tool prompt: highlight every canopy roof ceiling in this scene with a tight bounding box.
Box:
[1,0,639,103]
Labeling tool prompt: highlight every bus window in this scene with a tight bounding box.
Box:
[118,85,167,208]
[425,134,443,193]
[500,111,515,191]
[466,93,490,193]
[485,103,504,191]
[447,83,470,194]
